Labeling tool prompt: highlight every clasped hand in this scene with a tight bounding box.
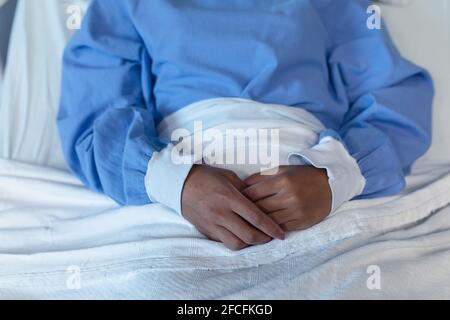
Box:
[181,165,332,251]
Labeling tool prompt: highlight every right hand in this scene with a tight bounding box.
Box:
[181,165,285,251]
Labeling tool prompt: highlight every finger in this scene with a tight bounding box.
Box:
[255,194,286,213]
[244,167,286,186]
[196,224,220,242]
[281,218,317,232]
[195,218,252,250]
[230,191,285,240]
[214,226,249,251]
[244,172,271,186]
[242,179,279,202]
[218,211,272,245]
[268,209,296,225]
[222,170,246,191]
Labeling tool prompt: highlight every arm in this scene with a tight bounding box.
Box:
[58,0,285,248]
[57,0,192,211]
[244,0,433,229]
[291,0,433,209]
[320,0,433,199]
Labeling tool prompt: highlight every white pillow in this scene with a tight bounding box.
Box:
[0,0,90,169]
[0,0,448,170]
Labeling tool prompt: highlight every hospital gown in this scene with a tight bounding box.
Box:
[57,0,434,214]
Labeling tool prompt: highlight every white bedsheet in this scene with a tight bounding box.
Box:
[0,0,449,300]
[1,158,450,299]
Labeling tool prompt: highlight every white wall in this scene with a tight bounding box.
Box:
[382,0,450,161]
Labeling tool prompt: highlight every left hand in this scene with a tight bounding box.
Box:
[243,166,332,232]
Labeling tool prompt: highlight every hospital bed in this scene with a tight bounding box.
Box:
[0,0,449,299]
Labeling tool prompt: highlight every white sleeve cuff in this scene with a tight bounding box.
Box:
[144,144,195,216]
[288,136,366,214]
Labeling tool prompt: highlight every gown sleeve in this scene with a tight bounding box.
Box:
[291,0,433,212]
[324,0,433,198]
[58,0,193,213]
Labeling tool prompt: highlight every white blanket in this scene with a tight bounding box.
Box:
[1,0,450,300]
[1,158,450,299]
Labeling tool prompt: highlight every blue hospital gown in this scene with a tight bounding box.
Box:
[58,0,434,208]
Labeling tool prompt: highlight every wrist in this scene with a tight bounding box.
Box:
[145,144,195,215]
[288,136,365,213]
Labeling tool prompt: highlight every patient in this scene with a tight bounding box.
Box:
[58,0,433,250]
